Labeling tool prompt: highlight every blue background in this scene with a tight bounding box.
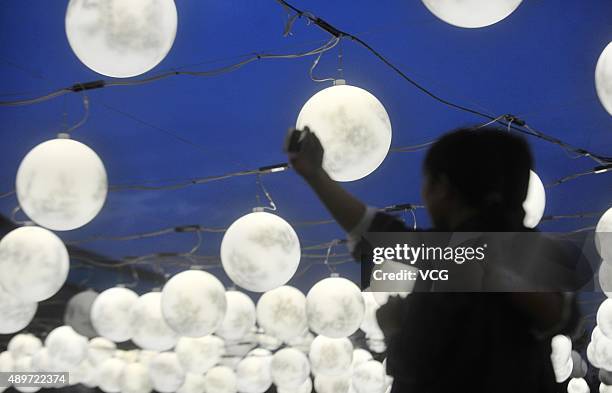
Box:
[0,0,610,297]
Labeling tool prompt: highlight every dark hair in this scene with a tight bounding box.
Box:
[424,127,533,228]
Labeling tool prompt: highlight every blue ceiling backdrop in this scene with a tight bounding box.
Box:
[0,0,611,296]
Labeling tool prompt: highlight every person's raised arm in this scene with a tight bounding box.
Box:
[287,128,366,233]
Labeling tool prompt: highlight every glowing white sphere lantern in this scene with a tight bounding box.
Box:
[523,170,546,229]
[149,352,186,393]
[13,356,40,393]
[45,325,88,368]
[587,342,600,368]
[88,337,116,365]
[64,290,98,338]
[314,373,351,393]
[130,292,178,351]
[306,277,365,338]
[270,347,310,389]
[216,291,256,341]
[352,360,387,393]
[175,335,225,374]
[91,287,138,342]
[31,348,54,372]
[98,358,126,393]
[600,262,612,298]
[598,300,612,338]
[0,287,37,334]
[204,366,237,393]
[601,383,612,393]
[596,42,612,116]
[567,378,590,393]
[71,360,97,387]
[309,335,353,376]
[8,334,42,359]
[65,0,178,78]
[352,349,374,370]
[596,208,612,262]
[296,82,392,182]
[16,137,107,231]
[256,285,307,342]
[120,362,153,393]
[177,373,207,393]
[221,212,301,292]
[0,226,69,302]
[594,333,612,370]
[278,377,312,393]
[421,0,522,28]
[236,355,272,393]
[161,270,226,337]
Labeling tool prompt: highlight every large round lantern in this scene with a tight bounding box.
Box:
[309,335,353,376]
[596,207,612,261]
[119,362,152,393]
[91,287,139,342]
[256,285,307,342]
[236,355,272,393]
[270,347,310,389]
[598,299,612,338]
[596,42,612,116]
[352,360,387,393]
[98,358,126,393]
[8,334,42,359]
[215,291,256,341]
[0,287,37,334]
[314,373,351,393]
[45,325,88,368]
[221,212,301,292]
[130,292,178,351]
[64,290,98,338]
[522,170,546,229]
[204,366,237,393]
[421,0,522,28]
[175,335,225,374]
[149,352,185,393]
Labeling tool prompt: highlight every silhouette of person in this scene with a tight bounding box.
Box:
[288,126,584,393]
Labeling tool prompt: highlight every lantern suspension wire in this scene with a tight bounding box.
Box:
[546,164,612,188]
[62,93,90,135]
[255,173,278,211]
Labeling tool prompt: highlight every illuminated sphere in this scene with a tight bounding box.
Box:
[0,226,69,302]
[91,287,139,342]
[596,208,612,261]
[64,290,98,338]
[221,212,301,292]
[523,170,546,229]
[595,333,612,370]
[16,138,107,231]
[31,348,54,372]
[88,337,116,365]
[601,383,612,393]
[13,356,40,393]
[600,262,612,298]
[8,334,42,358]
[65,0,178,78]
[314,373,351,393]
[278,377,312,393]
[0,351,14,373]
[204,366,237,393]
[149,352,186,393]
[175,335,225,374]
[45,325,88,368]
[587,342,600,368]
[599,299,612,338]
[421,0,522,28]
[0,286,37,334]
[596,42,612,116]
[120,362,153,393]
[130,292,178,351]
[352,360,387,393]
[296,83,392,182]
[270,347,310,388]
[70,360,97,387]
[309,335,353,376]
[257,286,307,342]
[236,356,272,393]
[216,291,256,341]
[306,277,365,338]
[178,373,207,393]
[161,270,226,337]
[551,335,573,370]
[352,349,374,370]
[98,358,126,393]
[554,356,573,384]
[567,378,590,393]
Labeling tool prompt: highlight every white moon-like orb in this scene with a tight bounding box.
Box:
[64,290,98,338]
[130,292,178,351]
[587,342,600,368]
[8,334,42,359]
[70,360,97,387]
[161,270,226,337]
[596,208,612,262]
[595,332,612,370]
[270,347,310,389]
[120,362,153,393]
[314,373,351,393]
[177,373,207,393]
[149,352,186,393]
[98,358,126,393]
[91,287,139,342]
[596,42,612,116]
[204,366,237,393]
[65,0,178,78]
[13,356,41,393]
[567,378,590,393]
[256,286,307,342]
[278,377,312,393]
[175,335,225,374]
[602,383,612,393]
[88,337,116,365]
[599,299,612,338]
[16,138,108,231]
[352,360,387,393]
[352,349,374,370]
[0,286,37,334]
[600,262,612,298]
[45,325,88,368]
[221,212,301,292]
[215,291,256,341]
[309,335,353,376]
[0,226,69,302]
[31,348,54,372]
[236,356,273,393]
[296,83,392,182]
[551,335,573,370]
[421,0,522,28]
[523,170,546,229]
[306,277,365,338]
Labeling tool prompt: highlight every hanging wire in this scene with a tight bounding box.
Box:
[10,205,32,226]
[256,173,278,211]
[63,92,90,135]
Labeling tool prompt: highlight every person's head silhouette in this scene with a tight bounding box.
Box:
[422,127,533,231]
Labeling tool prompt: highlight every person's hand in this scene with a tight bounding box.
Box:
[288,127,326,181]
